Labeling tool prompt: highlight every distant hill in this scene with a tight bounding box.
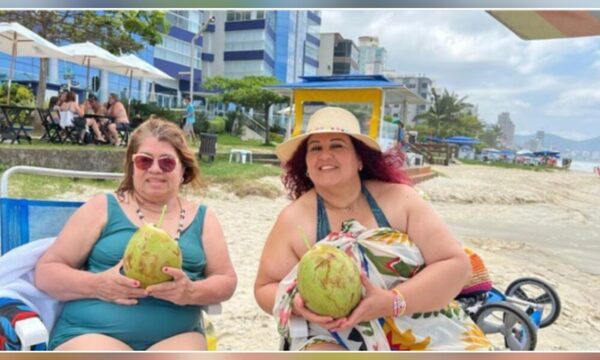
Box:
[513,133,600,152]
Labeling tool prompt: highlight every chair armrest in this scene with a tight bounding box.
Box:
[289,315,308,338]
[205,303,222,315]
[15,317,48,351]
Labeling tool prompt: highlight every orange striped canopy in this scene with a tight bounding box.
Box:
[488,11,600,40]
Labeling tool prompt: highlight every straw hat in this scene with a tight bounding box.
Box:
[275,107,381,162]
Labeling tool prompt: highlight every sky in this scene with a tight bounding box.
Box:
[321,10,600,141]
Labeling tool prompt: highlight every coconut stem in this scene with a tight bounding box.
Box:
[157,205,167,228]
[298,226,311,251]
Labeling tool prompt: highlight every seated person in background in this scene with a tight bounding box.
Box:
[107,93,130,145]
[254,107,491,351]
[58,90,83,129]
[48,96,60,124]
[35,118,237,351]
[81,94,107,143]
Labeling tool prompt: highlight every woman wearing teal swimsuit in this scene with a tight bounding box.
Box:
[35,118,237,350]
[254,107,490,351]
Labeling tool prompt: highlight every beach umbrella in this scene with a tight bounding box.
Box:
[0,22,69,104]
[59,42,130,98]
[113,54,174,106]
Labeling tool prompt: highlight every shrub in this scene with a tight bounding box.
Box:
[194,111,210,134]
[208,116,226,134]
[0,83,35,106]
[269,132,284,143]
[129,100,181,122]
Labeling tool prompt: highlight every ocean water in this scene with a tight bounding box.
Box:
[570,161,598,173]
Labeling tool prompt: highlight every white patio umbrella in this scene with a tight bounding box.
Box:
[59,42,130,98]
[0,22,69,104]
[114,54,174,104]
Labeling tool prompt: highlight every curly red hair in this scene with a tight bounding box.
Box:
[281,137,412,200]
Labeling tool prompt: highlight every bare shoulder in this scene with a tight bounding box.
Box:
[364,181,424,230]
[364,180,419,203]
[276,191,315,229]
[269,191,317,252]
[202,206,221,226]
[80,193,109,213]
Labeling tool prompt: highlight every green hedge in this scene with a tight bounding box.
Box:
[208,116,226,134]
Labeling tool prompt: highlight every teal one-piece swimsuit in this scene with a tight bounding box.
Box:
[49,194,207,350]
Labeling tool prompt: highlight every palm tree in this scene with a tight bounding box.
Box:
[414,88,468,138]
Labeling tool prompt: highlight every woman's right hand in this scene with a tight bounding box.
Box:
[292,293,346,331]
[94,260,147,305]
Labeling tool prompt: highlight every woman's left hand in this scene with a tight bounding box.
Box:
[145,266,194,305]
[332,272,394,332]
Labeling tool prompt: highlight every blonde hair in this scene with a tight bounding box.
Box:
[116,118,204,194]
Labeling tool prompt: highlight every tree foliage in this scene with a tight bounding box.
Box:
[413,87,486,141]
[0,11,168,111]
[479,124,503,149]
[203,75,288,144]
[0,83,34,106]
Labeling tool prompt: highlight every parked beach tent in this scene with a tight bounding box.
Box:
[516,149,535,156]
[265,75,426,150]
[480,148,501,161]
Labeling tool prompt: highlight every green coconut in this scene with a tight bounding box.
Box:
[297,244,362,318]
[123,206,182,289]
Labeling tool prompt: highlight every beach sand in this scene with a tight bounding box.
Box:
[58,164,600,351]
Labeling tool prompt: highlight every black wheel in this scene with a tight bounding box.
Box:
[475,302,537,351]
[506,277,561,328]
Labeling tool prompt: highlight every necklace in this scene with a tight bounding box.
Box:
[321,191,363,212]
[134,195,186,241]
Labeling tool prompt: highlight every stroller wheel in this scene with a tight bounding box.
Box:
[506,277,561,328]
[475,302,537,351]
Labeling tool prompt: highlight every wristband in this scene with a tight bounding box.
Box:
[390,288,407,317]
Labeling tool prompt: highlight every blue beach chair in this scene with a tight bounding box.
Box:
[0,166,122,350]
[0,166,220,350]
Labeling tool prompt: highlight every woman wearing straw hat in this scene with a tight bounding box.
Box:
[254,107,491,351]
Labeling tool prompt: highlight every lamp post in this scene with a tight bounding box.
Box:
[189,15,215,104]
[63,68,74,91]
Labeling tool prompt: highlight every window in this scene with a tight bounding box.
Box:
[256,11,265,19]
[227,11,253,21]
[304,42,318,60]
[166,11,200,32]
[155,35,201,68]
[225,29,267,51]
[224,60,272,78]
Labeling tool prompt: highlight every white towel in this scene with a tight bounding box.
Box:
[0,237,62,331]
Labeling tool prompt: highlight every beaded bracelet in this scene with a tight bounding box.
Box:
[390,288,407,317]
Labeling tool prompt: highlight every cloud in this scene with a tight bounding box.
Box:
[514,100,531,109]
[319,10,600,139]
[544,86,600,117]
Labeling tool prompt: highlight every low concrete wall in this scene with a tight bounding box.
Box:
[0,148,127,173]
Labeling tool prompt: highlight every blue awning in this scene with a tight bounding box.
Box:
[534,150,560,157]
[444,136,481,145]
[264,75,426,105]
